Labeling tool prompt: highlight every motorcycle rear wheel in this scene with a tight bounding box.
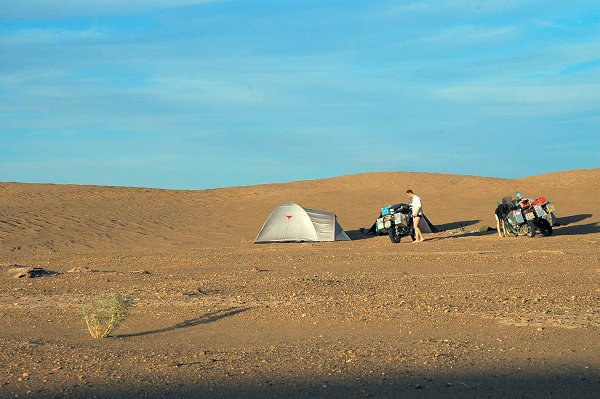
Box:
[538,219,553,236]
[388,226,401,244]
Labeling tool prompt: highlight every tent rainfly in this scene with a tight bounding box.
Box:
[255,203,351,243]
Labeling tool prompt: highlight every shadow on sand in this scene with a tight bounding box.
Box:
[555,222,599,236]
[426,229,497,242]
[117,307,249,338]
[557,213,592,225]
[551,214,598,236]
[348,215,598,241]
[348,220,484,241]
[434,219,480,233]
[346,229,378,240]
[40,370,600,399]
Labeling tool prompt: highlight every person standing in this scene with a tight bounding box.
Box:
[406,189,424,243]
[494,201,507,237]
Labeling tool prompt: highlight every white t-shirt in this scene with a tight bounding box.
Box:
[411,195,422,216]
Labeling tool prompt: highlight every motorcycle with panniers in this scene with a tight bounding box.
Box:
[375,203,416,243]
[503,197,555,237]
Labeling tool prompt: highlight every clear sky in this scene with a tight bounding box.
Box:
[1,0,599,189]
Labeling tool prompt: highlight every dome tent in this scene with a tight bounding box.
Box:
[255,203,351,243]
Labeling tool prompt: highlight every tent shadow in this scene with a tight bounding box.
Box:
[116,307,249,338]
[346,229,378,240]
[434,219,480,232]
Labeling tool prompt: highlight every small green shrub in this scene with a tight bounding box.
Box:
[82,293,133,338]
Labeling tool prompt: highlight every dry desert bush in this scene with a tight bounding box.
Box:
[82,293,133,339]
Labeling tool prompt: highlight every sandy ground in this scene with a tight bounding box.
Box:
[1,169,599,398]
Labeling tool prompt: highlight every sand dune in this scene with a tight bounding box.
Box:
[1,169,598,252]
[1,169,599,398]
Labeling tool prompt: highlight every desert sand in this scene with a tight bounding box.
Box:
[1,169,599,398]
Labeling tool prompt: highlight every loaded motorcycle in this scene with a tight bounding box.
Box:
[503,197,554,237]
[375,203,416,243]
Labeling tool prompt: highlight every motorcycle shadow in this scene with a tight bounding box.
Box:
[551,214,598,236]
[554,221,599,236]
[557,213,592,226]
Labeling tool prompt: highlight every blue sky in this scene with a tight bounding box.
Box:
[1,0,599,189]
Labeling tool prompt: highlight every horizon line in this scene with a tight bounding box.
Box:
[1,167,598,192]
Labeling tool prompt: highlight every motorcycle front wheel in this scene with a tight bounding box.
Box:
[388,226,401,244]
[503,220,518,237]
[525,224,536,238]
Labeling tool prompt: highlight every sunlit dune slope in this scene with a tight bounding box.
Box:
[0,169,598,252]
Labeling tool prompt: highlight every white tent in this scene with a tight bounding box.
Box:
[255,203,351,243]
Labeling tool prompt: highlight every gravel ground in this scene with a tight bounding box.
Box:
[1,231,599,398]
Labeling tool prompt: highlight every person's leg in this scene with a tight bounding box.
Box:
[495,214,503,237]
[413,216,423,242]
